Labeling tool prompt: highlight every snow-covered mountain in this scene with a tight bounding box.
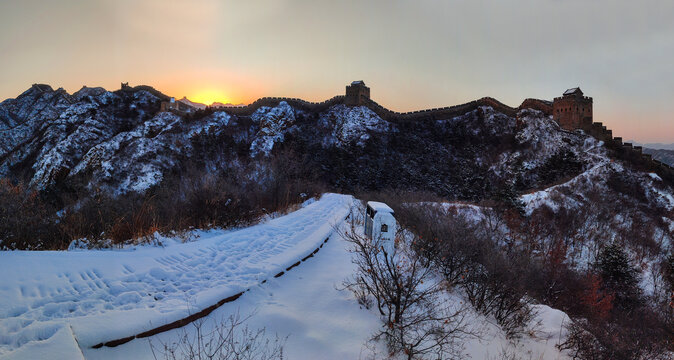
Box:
[0,83,671,223]
[3,83,671,253]
[0,85,601,195]
[1,84,672,358]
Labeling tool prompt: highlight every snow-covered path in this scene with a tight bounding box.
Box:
[85,203,571,360]
[85,212,382,360]
[0,193,352,359]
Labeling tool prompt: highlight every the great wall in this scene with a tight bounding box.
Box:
[153,81,672,183]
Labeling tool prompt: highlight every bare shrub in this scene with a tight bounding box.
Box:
[560,313,672,360]
[149,310,286,360]
[339,212,472,359]
[396,204,535,339]
[462,259,535,339]
[0,179,63,250]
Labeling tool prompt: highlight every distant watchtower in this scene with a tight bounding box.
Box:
[345,80,370,106]
[552,87,593,131]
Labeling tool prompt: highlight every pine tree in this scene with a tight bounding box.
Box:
[594,243,641,311]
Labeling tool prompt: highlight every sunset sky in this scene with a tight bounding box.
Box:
[1,0,672,142]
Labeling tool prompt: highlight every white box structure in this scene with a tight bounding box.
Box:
[364,201,397,252]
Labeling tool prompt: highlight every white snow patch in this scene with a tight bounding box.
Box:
[319,105,389,147]
[250,102,295,157]
[649,172,663,181]
[0,194,352,357]
[83,201,572,360]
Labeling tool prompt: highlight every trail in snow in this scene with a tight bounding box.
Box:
[85,203,571,360]
[520,160,611,215]
[0,193,352,359]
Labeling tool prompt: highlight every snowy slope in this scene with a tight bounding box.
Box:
[318,104,389,147]
[0,193,352,359]
[250,101,297,157]
[84,203,572,360]
[0,84,629,203]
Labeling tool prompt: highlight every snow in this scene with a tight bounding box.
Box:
[82,202,572,360]
[413,202,491,224]
[0,193,352,358]
[649,172,663,181]
[1,325,85,360]
[460,304,570,360]
[318,105,389,147]
[250,101,296,157]
[520,161,612,216]
[651,184,674,210]
[84,213,381,360]
[187,111,232,137]
[367,201,394,213]
[70,109,235,194]
[0,194,575,359]
[563,88,581,96]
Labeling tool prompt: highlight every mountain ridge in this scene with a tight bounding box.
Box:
[0,83,671,194]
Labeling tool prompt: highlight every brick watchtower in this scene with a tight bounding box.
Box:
[552,87,593,131]
[345,80,370,106]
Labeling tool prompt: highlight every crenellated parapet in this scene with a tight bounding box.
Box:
[199,82,674,182]
[519,98,553,114]
[212,95,347,115]
[212,82,557,123]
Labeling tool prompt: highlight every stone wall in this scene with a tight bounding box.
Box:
[118,84,171,102]
[207,90,673,183]
[583,122,674,182]
[519,98,553,114]
[213,95,347,115]
[361,96,521,123]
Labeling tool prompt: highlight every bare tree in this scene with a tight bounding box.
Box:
[339,211,472,359]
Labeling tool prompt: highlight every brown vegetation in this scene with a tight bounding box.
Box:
[361,187,673,359]
[0,159,324,250]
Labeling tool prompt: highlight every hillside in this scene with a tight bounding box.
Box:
[0,84,672,358]
[0,195,575,360]
[0,84,601,197]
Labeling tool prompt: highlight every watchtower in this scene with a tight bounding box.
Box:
[552,87,593,131]
[345,80,370,106]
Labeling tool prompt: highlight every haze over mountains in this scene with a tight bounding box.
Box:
[177,97,245,109]
[624,141,674,167]
[628,141,674,151]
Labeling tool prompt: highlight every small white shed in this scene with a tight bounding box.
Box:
[364,201,397,250]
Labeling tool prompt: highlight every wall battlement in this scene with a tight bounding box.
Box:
[206,82,674,183]
[211,82,554,122]
[212,95,347,115]
[553,96,593,102]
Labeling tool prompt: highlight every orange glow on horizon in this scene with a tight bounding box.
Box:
[185,88,234,106]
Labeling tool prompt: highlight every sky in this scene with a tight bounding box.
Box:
[0,0,672,143]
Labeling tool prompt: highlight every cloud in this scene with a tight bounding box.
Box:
[0,0,672,141]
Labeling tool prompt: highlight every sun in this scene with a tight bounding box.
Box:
[187,88,231,105]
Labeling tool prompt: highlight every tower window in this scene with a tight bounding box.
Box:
[381,224,388,232]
